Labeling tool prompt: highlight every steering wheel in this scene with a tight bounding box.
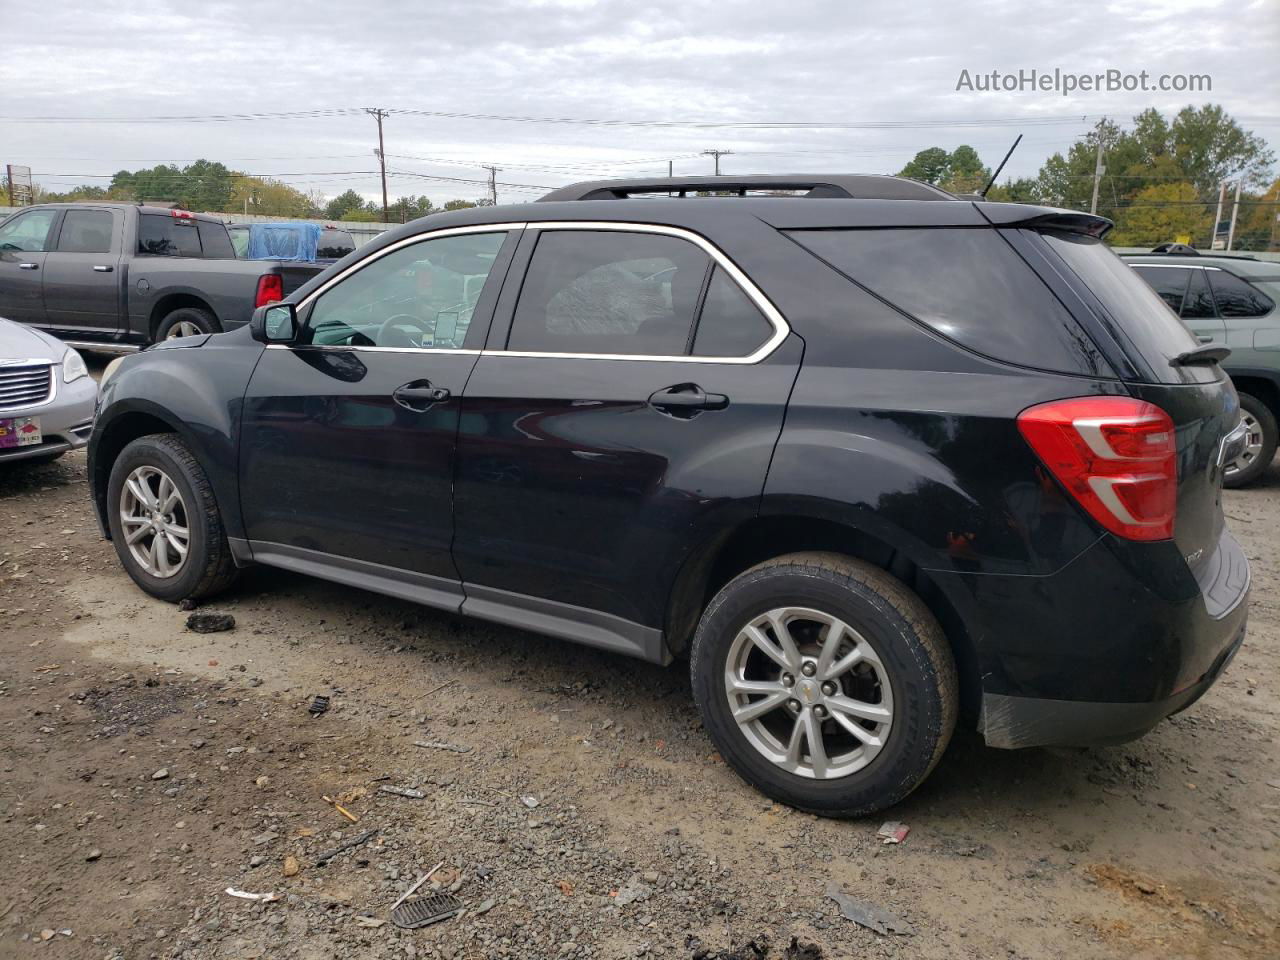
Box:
[376,314,432,348]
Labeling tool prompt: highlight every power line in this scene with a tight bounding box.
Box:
[702,149,733,175]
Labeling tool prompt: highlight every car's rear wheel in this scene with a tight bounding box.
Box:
[156,306,217,342]
[106,433,238,602]
[691,552,957,817]
[1223,392,1277,488]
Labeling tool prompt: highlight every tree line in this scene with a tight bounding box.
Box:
[900,104,1277,250]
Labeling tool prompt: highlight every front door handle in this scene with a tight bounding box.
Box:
[648,383,729,416]
[93,265,114,273]
[392,379,451,411]
[18,262,38,270]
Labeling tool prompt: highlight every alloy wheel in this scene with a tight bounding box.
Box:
[723,606,894,780]
[119,465,190,578]
[166,320,205,339]
[1225,410,1264,479]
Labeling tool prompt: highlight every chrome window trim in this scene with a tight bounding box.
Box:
[1131,263,1222,272]
[286,219,791,365]
[0,361,57,414]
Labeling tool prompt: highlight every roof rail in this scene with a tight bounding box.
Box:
[538,175,956,203]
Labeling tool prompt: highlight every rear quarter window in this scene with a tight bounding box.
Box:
[196,221,236,259]
[138,214,202,257]
[1208,270,1276,318]
[788,227,1112,376]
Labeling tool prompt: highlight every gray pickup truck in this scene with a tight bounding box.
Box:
[0,203,327,349]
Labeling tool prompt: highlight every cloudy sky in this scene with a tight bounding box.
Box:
[3,0,1277,208]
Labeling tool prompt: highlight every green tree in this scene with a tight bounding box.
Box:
[1109,182,1210,247]
[324,189,368,221]
[897,147,951,184]
[1170,104,1275,193]
[941,145,989,194]
[226,176,315,218]
[442,199,478,212]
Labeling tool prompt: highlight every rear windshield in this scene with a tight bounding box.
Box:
[789,227,1112,376]
[319,228,356,260]
[1041,233,1208,383]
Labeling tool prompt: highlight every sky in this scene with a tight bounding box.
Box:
[2,0,1277,209]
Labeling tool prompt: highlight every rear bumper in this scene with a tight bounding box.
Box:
[978,614,1246,748]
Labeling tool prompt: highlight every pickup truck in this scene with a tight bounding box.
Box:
[0,203,326,349]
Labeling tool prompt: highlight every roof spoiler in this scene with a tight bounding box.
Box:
[978,206,1113,239]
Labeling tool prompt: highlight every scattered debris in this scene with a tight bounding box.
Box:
[413,739,471,754]
[520,795,540,809]
[691,939,768,960]
[308,695,331,717]
[391,861,445,911]
[151,768,169,780]
[877,821,910,844]
[391,893,464,930]
[826,884,915,936]
[558,879,574,896]
[474,898,496,915]
[614,877,653,906]
[283,856,300,877]
[85,849,102,862]
[186,612,235,634]
[178,597,197,611]
[783,939,824,960]
[321,795,359,823]
[314,828,377,865]
[424,678,458,697]
[224,887,280,903]
[379,785,426,800]
[354,915,386,929]
[255,775,270,788]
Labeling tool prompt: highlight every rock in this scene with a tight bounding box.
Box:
[86,849,102,862]
[186,613,235,634]
[39,929,55,941]
[255,776,270,788]
[152,768,169,780]
[614,878,653,907]
[642,871,660,884]
[249,855,265,868]
[283,856,300,877]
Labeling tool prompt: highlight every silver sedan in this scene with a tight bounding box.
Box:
[0,317,98,464]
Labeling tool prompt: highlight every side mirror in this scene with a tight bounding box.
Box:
[251,303,297,344]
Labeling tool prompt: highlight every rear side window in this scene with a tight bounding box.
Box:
[508,230,710,356]
[1181,269,1216,319]
[319,228,356,260]
[56,210,114,253]
[1131,266,1190,314]
[196,222,236,259]
[1208,270,1275,318]
[138,214,202,257]
[692,267,773,357]
[790,227,1108,375]
[1042,233,1203,382]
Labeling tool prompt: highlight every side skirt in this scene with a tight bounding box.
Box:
[243,540,670,665]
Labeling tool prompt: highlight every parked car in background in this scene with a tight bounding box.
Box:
[227,222,358,264]
[90,175,1250,816]
[0,203,327,350]
[0,316,96,464]
[1126,249,1280,486]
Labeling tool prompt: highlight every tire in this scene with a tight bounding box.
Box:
[691,552,957,818]
[155,306,218,342]
[106,433,238,602]
[1223,392,1278,489]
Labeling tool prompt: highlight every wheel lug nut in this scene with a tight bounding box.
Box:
[788,699,801,712]
[814,705,828,719]
[821,681,837,696]
[801,662,816,677]
[781,673,794,687]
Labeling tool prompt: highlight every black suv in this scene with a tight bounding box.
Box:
[89,176,1250,816]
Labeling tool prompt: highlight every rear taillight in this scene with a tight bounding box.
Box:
[254,273,284,308]
[1017,396,1177,541]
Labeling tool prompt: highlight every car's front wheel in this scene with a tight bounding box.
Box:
[1223,392,1277,488]
[106,433,238,602]
[691,552,957,817]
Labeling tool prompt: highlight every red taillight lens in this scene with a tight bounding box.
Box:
[254,274,284,308]
[1017,396,1177,541]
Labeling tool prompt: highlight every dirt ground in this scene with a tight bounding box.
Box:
[2,441,1278,960]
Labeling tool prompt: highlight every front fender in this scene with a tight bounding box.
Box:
[90,333,264,541]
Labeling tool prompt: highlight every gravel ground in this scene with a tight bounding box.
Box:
[1,447,1277,960]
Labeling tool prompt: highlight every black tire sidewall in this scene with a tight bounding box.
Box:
[155,307,217,342]
[106,437,214,602]
[692,564,949,816]
[1225,392,1278,488]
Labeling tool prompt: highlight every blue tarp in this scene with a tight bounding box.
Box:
[247,222,322,262]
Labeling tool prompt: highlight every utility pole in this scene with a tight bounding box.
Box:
[482,165,502,206]
[668,160,673,177]
[1089,119,1107,216]
[1227,178,1243,251]
[702,149,732,176]
[365,107,390,222]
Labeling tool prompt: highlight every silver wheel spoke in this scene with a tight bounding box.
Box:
[784,713,806,768]
[733,691,790,723]
[165,523,189,543]
[125,522,152,545]
[126,476,155,509]
[831,709,884,747]
[828,693,892,725]
[744,623,797,672]
[120,465,189,580]
[813,620,845,677]
[149,535,166,576]
[802,708,829,778]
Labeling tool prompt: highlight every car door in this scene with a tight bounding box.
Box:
[239,226,520,598]
[1179,268,1227,344]
[0,208,61,326]
[42,207,124,335]
[452,224,801,659]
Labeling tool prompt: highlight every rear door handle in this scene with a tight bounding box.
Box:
[392,380,451,411]
[1197,335,1215,343]
[648,384,729,415]
[93,265,114,273]
[18,262,38,270]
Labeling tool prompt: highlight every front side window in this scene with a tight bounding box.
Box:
[1131,266,1190,314]
[138,214,202,257]
[303,231,508,349]
[507,230,710,356]
[0,209,59,252]
[1208,269,1276,318]
[56,210,115,254]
